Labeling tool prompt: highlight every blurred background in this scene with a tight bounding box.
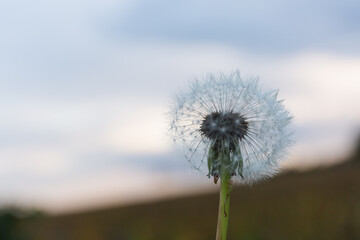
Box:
[0,0,359,239]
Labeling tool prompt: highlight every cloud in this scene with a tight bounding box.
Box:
[0,0,131,98]
[111,0,360,54]
[0,150,209,213]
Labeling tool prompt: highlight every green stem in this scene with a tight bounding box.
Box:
[215,167,232,240]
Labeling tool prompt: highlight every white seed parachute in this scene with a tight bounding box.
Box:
[169,71,293,184]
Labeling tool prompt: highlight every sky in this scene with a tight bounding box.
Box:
[0,0,360,213]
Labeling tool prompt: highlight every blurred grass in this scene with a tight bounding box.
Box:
[14,163,359,240]
[0,208,43,240]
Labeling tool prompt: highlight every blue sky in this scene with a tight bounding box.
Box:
[0,0,360,213]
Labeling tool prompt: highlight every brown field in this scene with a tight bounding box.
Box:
[11,161,359,240]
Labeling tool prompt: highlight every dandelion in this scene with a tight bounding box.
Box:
[169,71,292,240]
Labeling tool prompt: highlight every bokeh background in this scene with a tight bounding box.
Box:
[0,0,359,239]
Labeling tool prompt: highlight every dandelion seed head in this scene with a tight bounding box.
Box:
[169,71,293,184]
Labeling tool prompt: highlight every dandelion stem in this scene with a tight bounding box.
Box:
[215,159,232,240]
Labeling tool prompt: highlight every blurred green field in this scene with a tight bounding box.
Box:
[5,161,357,240]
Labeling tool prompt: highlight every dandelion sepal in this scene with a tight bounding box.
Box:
[235,146,244,179]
